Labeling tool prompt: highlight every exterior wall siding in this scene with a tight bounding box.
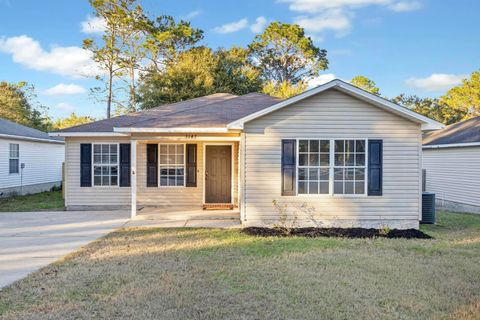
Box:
[137,141,238,208]
[0,137,64,195]
[243,89,422,229]
[65,137,238,209]
[65,137,131,208]
[423,146,480,211]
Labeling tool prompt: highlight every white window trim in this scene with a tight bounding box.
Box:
[158,143,186,188]
[295,138,369,198]
[91,143,120,188]
[9,143,20,175]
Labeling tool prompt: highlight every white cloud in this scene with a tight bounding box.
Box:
[0,35,99,78]
[389,1,422,12]
[308,73,337,88]
[405,74,466,91]
[213,18,249,34]
[295,9,352,36]
[250,16,267,33]
[280,0,422,39]
[55,102,75,111]
[44,83,86,96]
[81,15,106,34]
[182,10,202,20]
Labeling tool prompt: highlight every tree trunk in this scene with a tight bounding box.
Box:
[107,67,113,118]
[130,66,136,112]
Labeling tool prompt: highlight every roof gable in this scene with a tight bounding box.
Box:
[227,79,444,131]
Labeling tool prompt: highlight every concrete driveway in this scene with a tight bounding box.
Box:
[0,210,241,289]
[0,210,130,289]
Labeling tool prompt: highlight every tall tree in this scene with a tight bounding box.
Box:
[249,22,328,86]
[440,71,480,120]
[138,46,262,109]
[393,94,465,125]
[0,81,51,131]
[350,76,380,95]
[143,15,203,72]
[116,1,149,113]
[83,0,126,119]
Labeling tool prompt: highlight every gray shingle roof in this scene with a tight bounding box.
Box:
[0,118,64,143]
[423,116,480,146]
[55,93,282,133]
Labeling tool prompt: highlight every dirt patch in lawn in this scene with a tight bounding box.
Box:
[242,227,432,239]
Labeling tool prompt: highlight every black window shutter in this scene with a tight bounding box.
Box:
[186,144,197,187]
[368,139,383,196]
[281,139,296,196]
[80,143,92,187]
[146,144,158,187]
[119,144,131,187]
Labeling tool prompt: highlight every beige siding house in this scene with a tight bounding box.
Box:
[52,80,443,229]
[423,117,480,214]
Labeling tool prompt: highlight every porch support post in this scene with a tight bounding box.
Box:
[130,140,137,219]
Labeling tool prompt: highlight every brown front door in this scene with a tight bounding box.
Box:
[205,145,232,203]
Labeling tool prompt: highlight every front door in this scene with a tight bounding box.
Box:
[205,145,232,203]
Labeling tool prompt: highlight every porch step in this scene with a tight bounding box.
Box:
[203,203,235,210]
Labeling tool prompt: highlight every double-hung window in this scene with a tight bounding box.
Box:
[333,140,366,195]
[93,144,118,186]
[159,144,185,187]
[297,139,367,195]
[298,139,330,194]
[9,143,19,174]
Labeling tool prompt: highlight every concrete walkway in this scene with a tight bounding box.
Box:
[0,210,240,289]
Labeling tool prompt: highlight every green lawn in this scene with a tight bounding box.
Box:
[0,190,65,212]
[0,211,479,320]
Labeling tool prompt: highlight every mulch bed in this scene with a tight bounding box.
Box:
[242,227,432,239]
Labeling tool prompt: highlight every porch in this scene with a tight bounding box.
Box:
[128,133,243,220]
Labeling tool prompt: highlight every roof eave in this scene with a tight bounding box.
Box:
[0,133,64,144]
[113,127,237,133]
[49,132,130,137]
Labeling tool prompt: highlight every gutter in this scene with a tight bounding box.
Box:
[422,142,480,149]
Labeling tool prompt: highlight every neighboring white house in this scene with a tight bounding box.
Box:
[50,80,443,229]
[423,116,480,214]
[0,118,65,197]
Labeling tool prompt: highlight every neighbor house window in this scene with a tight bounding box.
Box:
[93,144,118,186]
[333,139,366,195]
[159,144,185,187]
[298,139,330,194]
[9,143,19,174]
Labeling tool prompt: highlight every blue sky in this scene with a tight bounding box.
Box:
[0,0,478,120]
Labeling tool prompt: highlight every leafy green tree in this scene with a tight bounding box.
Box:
[51,113,95,130]
[440,71,480,120]
[393,94,465,125]
[262,80,306,99]
[138,46,262,109]
[143,15,203,72]
[249,22,328,85]
[213,47,262,95]
[350,76,380,95]
[0,81,51,131]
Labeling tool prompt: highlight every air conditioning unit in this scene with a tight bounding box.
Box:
[422,192,436,224]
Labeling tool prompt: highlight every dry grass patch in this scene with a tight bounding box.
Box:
[0,212,479,320]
